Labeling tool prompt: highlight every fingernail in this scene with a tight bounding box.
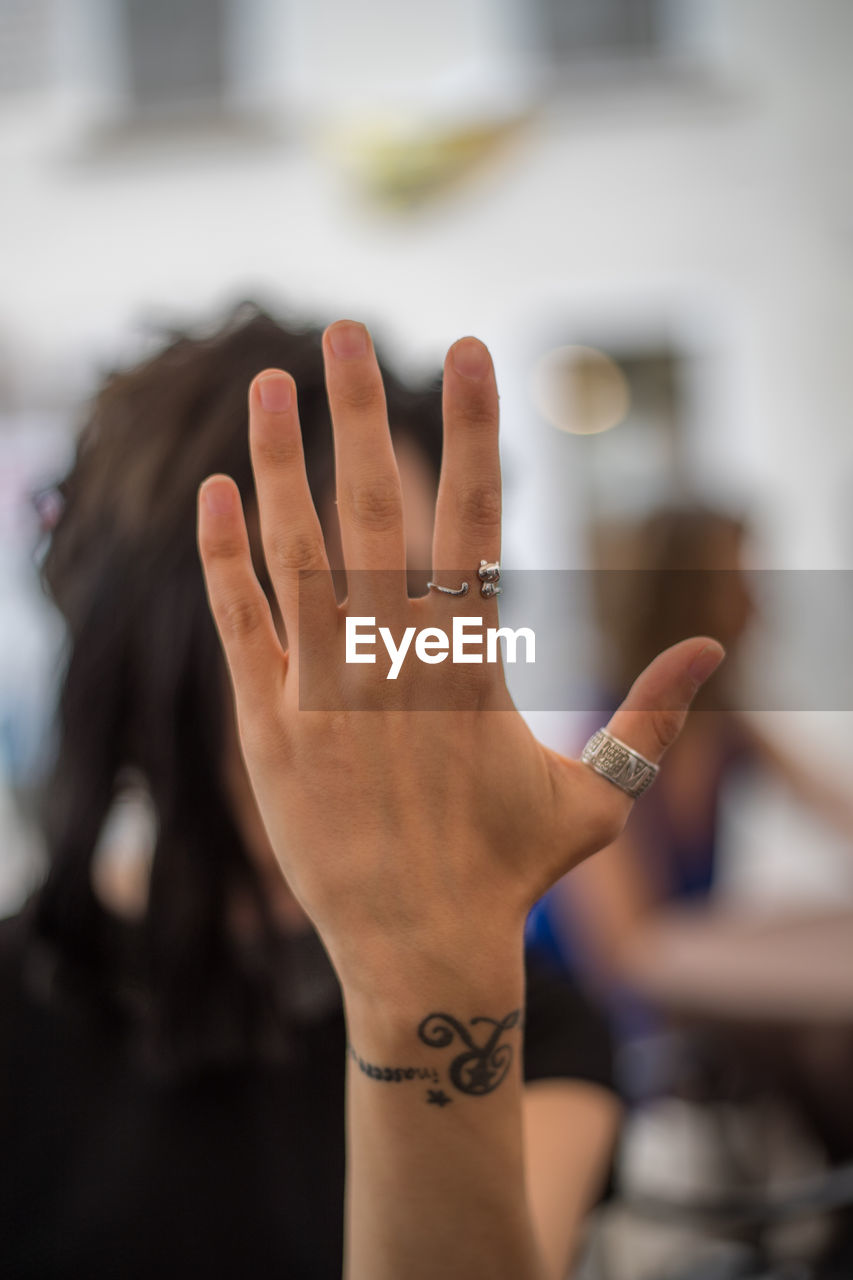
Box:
[201,479,234,516]
[258,373,292,413]
[328,321,368,359]
[688,642,725,686]
[451,338,489,380]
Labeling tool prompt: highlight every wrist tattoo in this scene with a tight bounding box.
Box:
[347,1044,440,1084]
[418,1010,522,1096]
[348,1007,522,1107]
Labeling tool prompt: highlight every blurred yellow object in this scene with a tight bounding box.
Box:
[327,108,531,210]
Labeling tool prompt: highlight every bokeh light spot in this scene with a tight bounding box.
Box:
[531,345,631,435]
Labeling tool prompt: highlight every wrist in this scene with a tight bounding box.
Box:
[344,969,526,1109]
[340,925,527,1089]
[334,915,527,1018]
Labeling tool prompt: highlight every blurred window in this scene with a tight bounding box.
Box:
[119,0,228,121]
[583,349,687,519]
[540,0,662,60]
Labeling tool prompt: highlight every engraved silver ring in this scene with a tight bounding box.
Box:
[581,728,659,800]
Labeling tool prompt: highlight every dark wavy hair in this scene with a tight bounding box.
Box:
[30,302,442,1072]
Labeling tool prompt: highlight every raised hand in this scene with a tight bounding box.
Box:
[196,321,723,996]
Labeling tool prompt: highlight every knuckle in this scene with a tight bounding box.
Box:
[347,480,403,532]
[267,529,325,574]
[457,396,497,431]
[219,595,267,639]
[203,532,244,562]
[338,378,379,413]
[456,483,501,530]
[648,706,684,753]
[255,432,303,469]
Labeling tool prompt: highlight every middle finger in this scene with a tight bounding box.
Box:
[323,321,406,614]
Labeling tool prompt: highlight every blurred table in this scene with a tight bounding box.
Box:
[626,907,853,1024]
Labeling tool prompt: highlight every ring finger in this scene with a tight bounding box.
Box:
[432,337,501,612]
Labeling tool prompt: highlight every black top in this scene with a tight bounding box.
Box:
[0,910,614,1280]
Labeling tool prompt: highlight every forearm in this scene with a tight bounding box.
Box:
[340,931,546,1280]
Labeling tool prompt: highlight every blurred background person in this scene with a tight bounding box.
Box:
[527,503,853,1275]
[527,503,853,1049]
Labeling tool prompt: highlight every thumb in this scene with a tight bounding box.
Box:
[605,636,725,767]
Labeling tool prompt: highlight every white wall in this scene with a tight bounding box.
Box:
[3,1,852,562]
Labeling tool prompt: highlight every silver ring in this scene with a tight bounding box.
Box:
[477,560,502,599]
[426,579,469,597]
[427,559,502,600]
[581,728,659,799]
